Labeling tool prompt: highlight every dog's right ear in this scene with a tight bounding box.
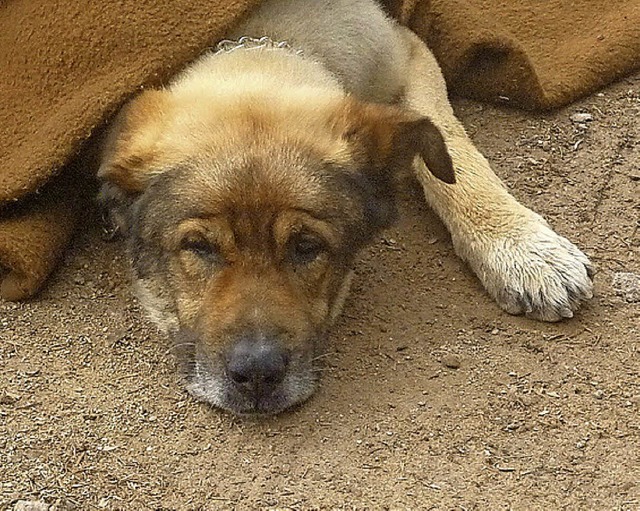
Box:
[330,98,456,185]
[99,89,174,193]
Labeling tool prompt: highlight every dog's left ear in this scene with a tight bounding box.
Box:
[333,98,456,184]
[98,89,175,194]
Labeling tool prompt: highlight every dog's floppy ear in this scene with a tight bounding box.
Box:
[332,98,456,184]
[98,89,174,193]
[393,114,456,184]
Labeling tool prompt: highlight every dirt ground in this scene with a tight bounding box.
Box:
[1,70,639,510]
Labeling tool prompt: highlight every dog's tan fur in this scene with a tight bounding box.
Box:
[99,0,593,415]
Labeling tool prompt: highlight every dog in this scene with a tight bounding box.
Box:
[98,0,594,415]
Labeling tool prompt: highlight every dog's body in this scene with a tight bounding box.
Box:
[99,0,593,415]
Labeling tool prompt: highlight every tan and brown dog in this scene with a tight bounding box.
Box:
[98,0,593,415]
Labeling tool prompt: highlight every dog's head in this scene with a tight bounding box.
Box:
[99,87,454,415]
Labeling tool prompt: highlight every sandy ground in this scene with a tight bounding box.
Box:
[1,71,639,510]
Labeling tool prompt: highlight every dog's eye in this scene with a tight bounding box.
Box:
[180,237,220,262]
[289,236,325,265]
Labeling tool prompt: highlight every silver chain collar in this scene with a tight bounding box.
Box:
[214,35,303,56]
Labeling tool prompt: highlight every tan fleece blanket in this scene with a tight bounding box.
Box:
[1,0,639,300]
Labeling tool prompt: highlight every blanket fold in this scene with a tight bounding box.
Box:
[1,0,639,300]
[0,168,86,301]
[392,0,640,109]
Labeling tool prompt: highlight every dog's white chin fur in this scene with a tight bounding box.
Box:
[185,360,319,415]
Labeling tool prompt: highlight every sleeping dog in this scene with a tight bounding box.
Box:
[98,0,594,415]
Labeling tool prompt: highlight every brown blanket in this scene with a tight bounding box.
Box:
[1,0,639,300]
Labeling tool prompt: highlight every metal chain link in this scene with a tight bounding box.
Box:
[214,36,303,56]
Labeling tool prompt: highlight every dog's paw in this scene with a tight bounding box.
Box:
[458,215,594,322]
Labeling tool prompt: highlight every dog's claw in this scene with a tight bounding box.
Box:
[585,261,596,279]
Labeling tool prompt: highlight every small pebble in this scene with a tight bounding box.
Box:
[442,354,461,369]
[570,112,593,123]
[0,391,19,405]
[612,272,640,302]
[14,501,49,511]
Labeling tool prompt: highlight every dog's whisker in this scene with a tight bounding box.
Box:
[310,351,337,362]
[164,342,196,356]
[310,367,333,373]
[171,342,196,348]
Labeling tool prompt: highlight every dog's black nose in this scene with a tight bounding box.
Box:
[225,337,289,395]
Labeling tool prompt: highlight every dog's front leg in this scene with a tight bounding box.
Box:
[398,28,594,321]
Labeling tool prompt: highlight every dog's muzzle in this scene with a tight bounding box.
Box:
[176,329,318,415]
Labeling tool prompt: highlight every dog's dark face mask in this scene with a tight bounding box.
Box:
[98,90,454,415]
